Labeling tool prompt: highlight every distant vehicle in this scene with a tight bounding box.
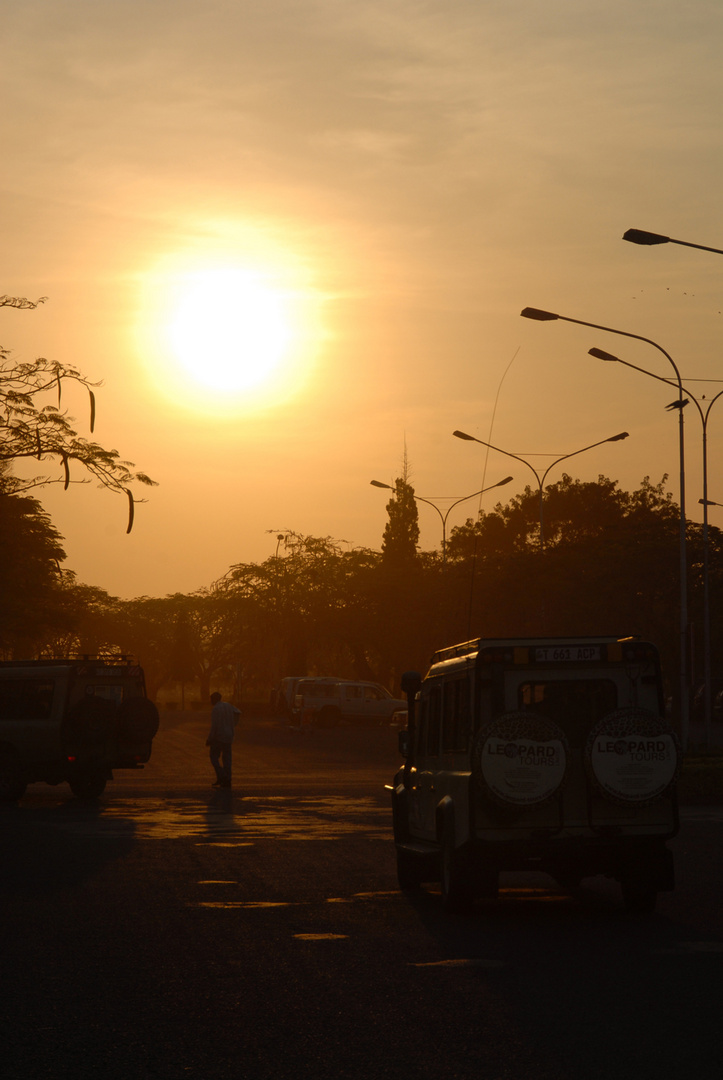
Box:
[292,678,408,728]
[0,657,159,802]
[392,636,680,914]
[272,676,306,718]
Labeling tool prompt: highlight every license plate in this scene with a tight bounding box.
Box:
[533,645,601,663]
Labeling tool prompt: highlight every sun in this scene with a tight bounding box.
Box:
[166,268,293,393]
[134,243,324,414]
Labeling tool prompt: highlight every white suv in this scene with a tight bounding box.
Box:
[0,657,159,801]
[292,678,407,728]
[392,636,680,913]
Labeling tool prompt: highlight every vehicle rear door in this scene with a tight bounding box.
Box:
[407,682,441,842]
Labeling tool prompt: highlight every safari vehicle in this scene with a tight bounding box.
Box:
[0,657,160,801]
[292,677,407,728]
[392,636,680,913]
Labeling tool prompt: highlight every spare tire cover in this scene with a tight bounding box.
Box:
[472,712,568,809]
[585,707,680,804]
[117,697,160,742]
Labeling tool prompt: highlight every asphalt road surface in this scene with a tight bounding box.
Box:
[1,711,722,1080]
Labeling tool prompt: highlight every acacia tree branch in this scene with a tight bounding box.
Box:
[0,295,47,309]
[1,345,156,531]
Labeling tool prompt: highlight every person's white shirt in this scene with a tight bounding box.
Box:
[209,700,240,744]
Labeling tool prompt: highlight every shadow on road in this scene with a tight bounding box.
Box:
[0,800,136,895]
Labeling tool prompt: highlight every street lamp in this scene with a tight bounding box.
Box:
[591,345,723,745]
[623,229,723,256]
[370,476,514,564]
[453,429,629,552]
[521,305,690,747]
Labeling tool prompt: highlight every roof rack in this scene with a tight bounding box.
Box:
[429,639,481,664]
[429,634,641,666]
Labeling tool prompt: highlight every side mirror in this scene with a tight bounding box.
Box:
[398,729,409,758]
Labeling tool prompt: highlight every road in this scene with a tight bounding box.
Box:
[1,712,722,1080]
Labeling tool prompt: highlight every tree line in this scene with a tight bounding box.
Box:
[3,295,721,707]
[2,468,721,706]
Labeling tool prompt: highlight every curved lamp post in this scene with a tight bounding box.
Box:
[591,345,723,745]
[370,475,513,565]
[521,305,690,747]
[453,429,629,553]
[623,229,723,256]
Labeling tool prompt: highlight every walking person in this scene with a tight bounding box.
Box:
[206,691,241,788]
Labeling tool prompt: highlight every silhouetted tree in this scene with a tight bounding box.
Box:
[0,477,73,657]
[382,477,419,564]
[1,296,155,531]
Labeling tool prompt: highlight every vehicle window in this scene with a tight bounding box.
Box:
[347,685,364,700]
[519,679,617,747]
[364,686,384,702]
[442,678,471,753]
[0,680,55,720]
[426,685,442,757]
[85,684,125,706]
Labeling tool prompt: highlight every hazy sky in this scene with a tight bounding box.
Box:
[4,0,723,597]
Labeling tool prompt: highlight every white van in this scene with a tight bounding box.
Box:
[0,657,159,801]
[392,636,680,913]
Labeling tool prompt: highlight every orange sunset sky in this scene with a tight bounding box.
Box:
[4,0,723,598]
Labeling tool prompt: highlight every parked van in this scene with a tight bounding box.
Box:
[293,678,407,728]
[0,657,159,801]
[392,636,680,913]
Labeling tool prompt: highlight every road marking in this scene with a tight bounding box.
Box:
[295,934,348,941]
[194,842,255,848]
[196,901,295,909]
[352,890,399,899]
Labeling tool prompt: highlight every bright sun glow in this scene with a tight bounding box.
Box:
[134,237,325,415]
[167,268,293,393]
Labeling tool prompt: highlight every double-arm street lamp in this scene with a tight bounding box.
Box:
[452,429,629,553]
[520,305,690,747]
[370,475,514,564]
[625,224,723,744]
[590,346,723,744]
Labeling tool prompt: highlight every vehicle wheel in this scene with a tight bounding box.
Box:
[0,752,27,803]
[396,849,422,891]
[440,832,474,912]
[69,772,107,800]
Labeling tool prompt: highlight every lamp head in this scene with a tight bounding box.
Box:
[370,480,392,489]
[623,228,670,246]
[608,432,630,442]
[453,429,476,441]
[520,306,559,321]
[589,347,621,362]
